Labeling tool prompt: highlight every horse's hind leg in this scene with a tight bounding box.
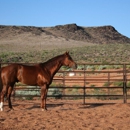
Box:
[7,86,13,110]
[0,85,8,111]
[0,93,1,111]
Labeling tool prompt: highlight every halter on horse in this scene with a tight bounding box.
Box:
[0,52,77,111]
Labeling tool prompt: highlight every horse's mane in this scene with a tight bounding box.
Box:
[41,54,65,68]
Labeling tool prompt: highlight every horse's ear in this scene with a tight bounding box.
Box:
[65,51,69,55]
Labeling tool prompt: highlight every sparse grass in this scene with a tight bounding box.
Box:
[1,44,130,64]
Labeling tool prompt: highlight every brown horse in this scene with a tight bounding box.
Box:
[0,52,77,111]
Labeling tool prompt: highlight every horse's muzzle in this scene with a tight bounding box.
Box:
[72,63,77,69]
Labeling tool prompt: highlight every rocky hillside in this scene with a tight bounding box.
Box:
[0,23,130,44]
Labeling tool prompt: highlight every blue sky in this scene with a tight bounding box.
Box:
[0,0,130,38]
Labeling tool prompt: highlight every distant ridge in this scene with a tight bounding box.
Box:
[0,23,130,44]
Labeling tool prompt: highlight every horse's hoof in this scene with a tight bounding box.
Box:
[0,108,4,111]
[0,102,3,111]
[42,108,47,111]
[10,108,14,111]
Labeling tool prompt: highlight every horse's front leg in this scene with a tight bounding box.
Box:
[41,85,48,111]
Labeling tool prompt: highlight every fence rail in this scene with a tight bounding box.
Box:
[1,63,130,104]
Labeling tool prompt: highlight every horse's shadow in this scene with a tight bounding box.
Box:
[79,103,116,109]
[9,102,116,111]
[26,103,116,110]
[26,103,65,110]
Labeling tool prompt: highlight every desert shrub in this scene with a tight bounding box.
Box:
[86,65,95,70]
[90,84,95,87]
[127,81,130,87]
[113,81,123,87]
[98,65,107,70]
[48,88,62,99]
[103,82,110,87]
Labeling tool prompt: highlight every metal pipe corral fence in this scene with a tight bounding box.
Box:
[0,63,130,104]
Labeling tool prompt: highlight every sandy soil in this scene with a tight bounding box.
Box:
[1,99,130,130]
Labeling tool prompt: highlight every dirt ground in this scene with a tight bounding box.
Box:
[1,98,130,130]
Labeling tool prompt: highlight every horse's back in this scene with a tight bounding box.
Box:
[1,64,40,85]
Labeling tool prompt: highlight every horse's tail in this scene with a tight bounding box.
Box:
[0,64,3,110]
[0,63,3,93]
[0,63,2,105]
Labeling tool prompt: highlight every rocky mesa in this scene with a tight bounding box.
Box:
[0,23,130,44]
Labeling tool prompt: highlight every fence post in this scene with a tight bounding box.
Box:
[0,63,2,91]
[123,64,127,103]
[62,72,65,99]
[83,64,86,104]
[107,72,110,99]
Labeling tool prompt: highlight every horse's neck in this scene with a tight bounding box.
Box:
[43,58,63,77]
[50,63,62,76]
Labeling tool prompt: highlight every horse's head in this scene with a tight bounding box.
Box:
[63,52,77,69]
